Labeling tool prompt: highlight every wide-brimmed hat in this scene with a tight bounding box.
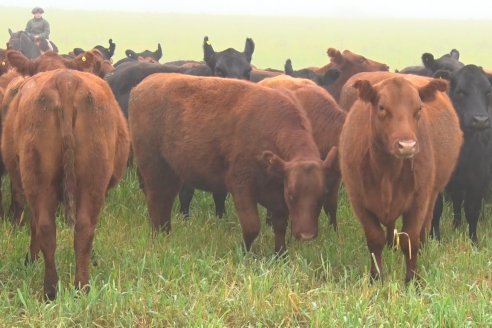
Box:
[32,7,44,14]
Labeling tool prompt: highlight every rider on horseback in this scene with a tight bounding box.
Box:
[25,7,52,52]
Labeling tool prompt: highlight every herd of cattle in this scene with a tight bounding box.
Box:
[1,34,491,300]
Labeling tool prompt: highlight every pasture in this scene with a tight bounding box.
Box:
[1,6,492,326]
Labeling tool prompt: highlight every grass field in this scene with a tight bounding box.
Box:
[1,6,492,327]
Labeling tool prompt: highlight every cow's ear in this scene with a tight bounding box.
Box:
[419,79,448,102]
[8,28,13,36]
[155,43,162,61]
[260,151,285,179]
[422,53,435,69]
[327,48,343,64]
[73,48,84,56]
[450,49,460,60]
[6,49,33,76]
[125,49,137,59]
[353,80,378,105]
[244,38,255,63]
[108,38,116,58]
[203,36,216,68]
[321,68,340,86]
[284,59,294,75]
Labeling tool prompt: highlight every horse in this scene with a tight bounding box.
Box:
[7,29,58,59]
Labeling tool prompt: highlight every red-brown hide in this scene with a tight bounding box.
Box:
[339,72,462,283]
[316,48,389,102]
[1,69,130,300]
[258,75,346,230]
[129,73,337,253]
[6,49,114,78]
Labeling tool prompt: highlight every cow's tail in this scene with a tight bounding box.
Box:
[55,70,78,225]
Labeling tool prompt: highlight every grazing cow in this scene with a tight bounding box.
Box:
[339,73,462,283]
[284,59,341,88]
[258,75,346,230]
[1,69,130,300]
[398,49,464,77]
[6,49,114,78]
[315,48,389,102]
[432,65,492,243]
[113,43,162,67]
[129,73,337,253]
[72,38,116,61]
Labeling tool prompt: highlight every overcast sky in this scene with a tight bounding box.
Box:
[2,0,492,19]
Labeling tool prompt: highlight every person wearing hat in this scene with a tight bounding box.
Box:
[25,7,52,51]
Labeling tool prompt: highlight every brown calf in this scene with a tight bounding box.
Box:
[339,73,462,283]
[258,75,346,230]
[129,73,337,253]
[1,69,130,300]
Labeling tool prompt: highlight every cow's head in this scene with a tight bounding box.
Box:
[284,59,340,87]
[203,36,254,80]
[354,77,447,159]
[446,65,492,133]
[71,50,114,78]
[422,49,464,76]
[125,43,162,63]
[322,48,389,101]
[260,147,337,240]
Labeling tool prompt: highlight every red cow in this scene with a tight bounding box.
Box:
[6,49,114,78]
[129,73,337,253]
[1,69,130,300]
[258,75,346,230]
[316,48,389,102]
[339,72,462,283]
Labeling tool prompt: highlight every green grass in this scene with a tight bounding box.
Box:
[1,168,491,326]
[1,7,492,326]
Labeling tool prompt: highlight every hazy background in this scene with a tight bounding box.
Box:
[2,0,492,19]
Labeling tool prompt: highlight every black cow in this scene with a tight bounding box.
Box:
[284,59,340,87]
[432,65,492,243]
[113,43,163,67]
[399,49,464,77]
[73,38,116,61]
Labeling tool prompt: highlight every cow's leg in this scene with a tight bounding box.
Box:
[25,206,40,265]
[430,193,444,241]
[32,191,59,301]
[401,212,423,284]
[323,178,341,231]
[464,190,483,245]
[8,165,26,224]
[230,187,260,252]
[421,192,440,244]
[74,190,104,293]
[213,191,228,218]
[141,157,181,233]
[450,189,464,229]
[353,205,385,281]
[269,209,289,255]
[178,186,194,218]
[385,221,396,248]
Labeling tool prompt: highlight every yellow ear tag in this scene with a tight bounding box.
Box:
[206,40,211,45]
[1,61,5,66]
[82,56,87,62]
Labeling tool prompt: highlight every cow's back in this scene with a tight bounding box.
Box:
[129,73,316,191]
